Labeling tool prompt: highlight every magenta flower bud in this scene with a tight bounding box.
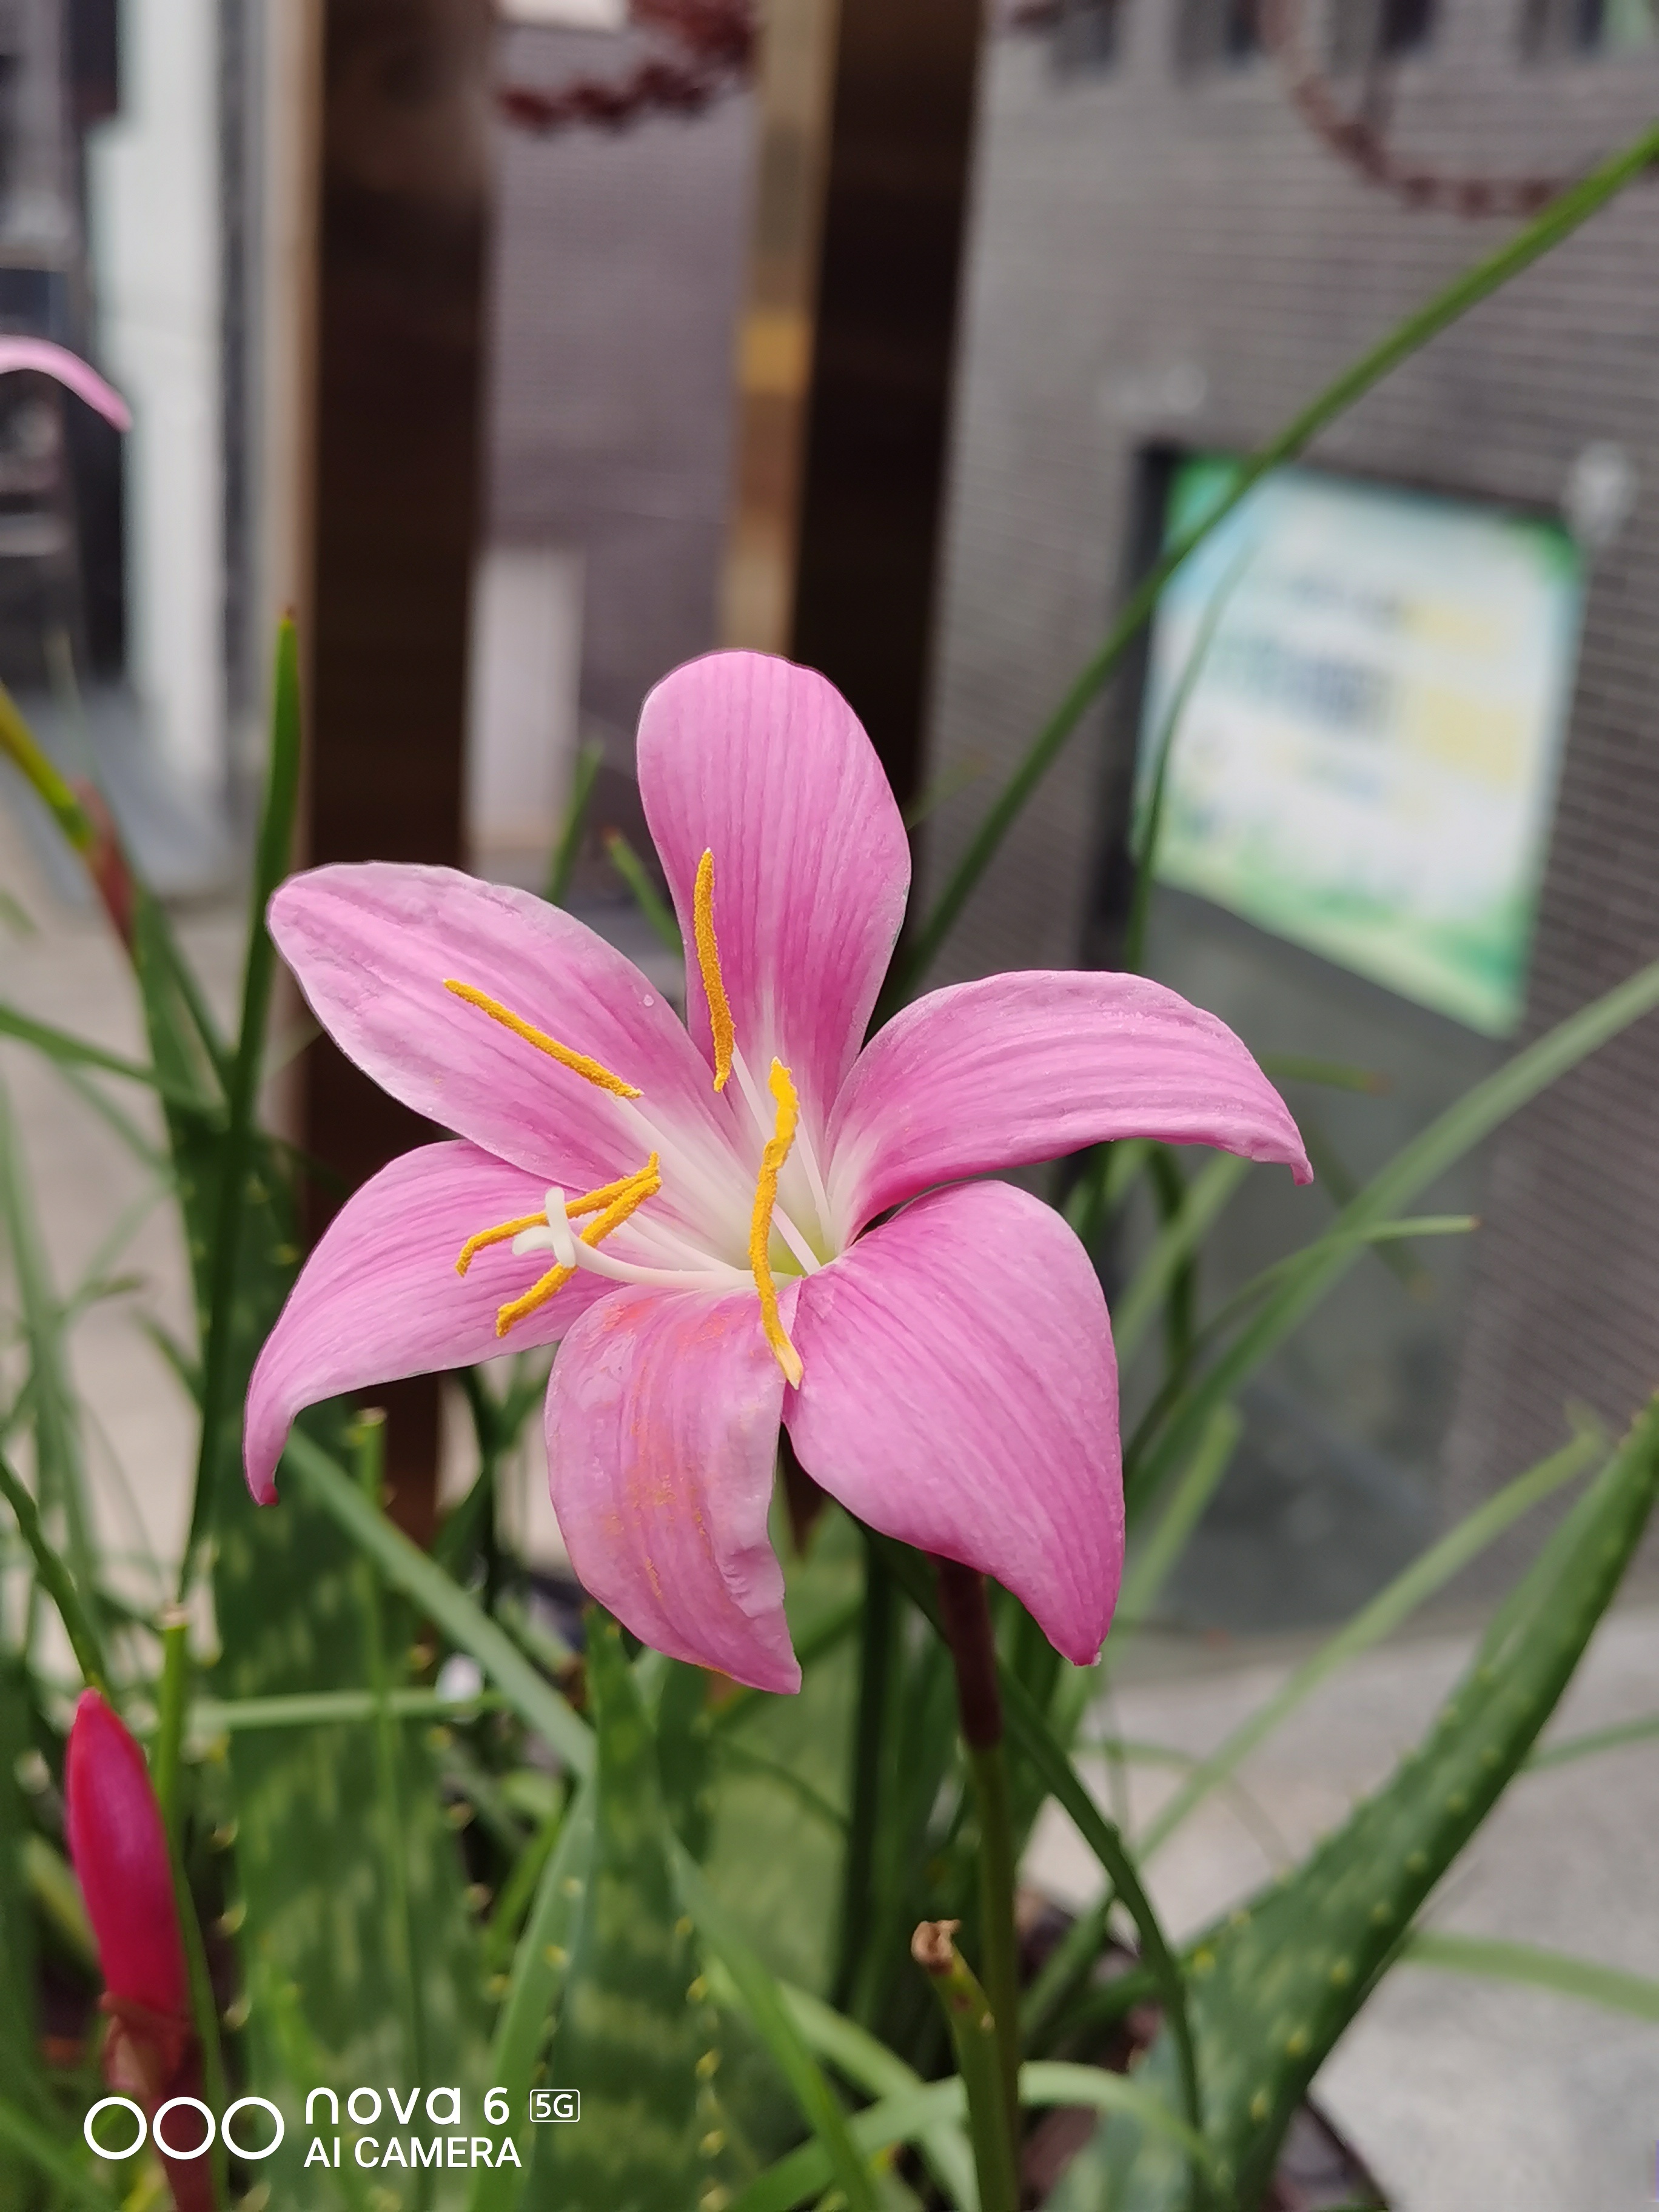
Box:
[65,1689,188,2022]
[65,1692,212,2212]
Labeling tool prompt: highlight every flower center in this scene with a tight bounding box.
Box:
[444,850,816,1383]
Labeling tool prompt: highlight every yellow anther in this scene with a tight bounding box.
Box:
[444,979,640,1099]
[748,1061,803,1387]
[454,1165,659,1278]
[494,1155,662,1338]
[455,1214,546,1276]
[692,850,735,1093]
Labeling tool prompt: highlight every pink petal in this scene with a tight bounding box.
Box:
[269,865,733,1212]
[545,1284,800,1693]
[65,1691,187,2017]
[786,1181,1122,1664]
[0,338,131,430]
[827,970,1312,1235]
[244,1142,608,1504]
[636,652,910,1123]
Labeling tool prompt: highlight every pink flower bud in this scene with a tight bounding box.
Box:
[64,1690,188,2019]
[65,1692,220,2212]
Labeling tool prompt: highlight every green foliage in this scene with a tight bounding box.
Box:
[529,1615,708,2212]
[1052,1401,1659,2212]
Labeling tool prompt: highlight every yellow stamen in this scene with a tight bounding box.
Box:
[453,1164,665,1278]
[692,850,735,1093]
[494,1155,662,1338]
[455,1213,547,1276]
[748,1061,803,1387]
[444,979,640,1099]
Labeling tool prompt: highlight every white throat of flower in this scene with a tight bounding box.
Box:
[447,850,825,1386]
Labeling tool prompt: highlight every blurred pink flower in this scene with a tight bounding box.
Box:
[65,1691,210,2212]
[0,337,130,429]
[245,651,1309,1691]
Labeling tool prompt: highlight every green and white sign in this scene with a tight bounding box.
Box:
[1139,458,1584,1036]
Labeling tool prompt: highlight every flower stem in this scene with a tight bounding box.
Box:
[354,1409,430,2173]
[835,1539,894,2013]
[935,1559,1021,2152]
[152,1607,190,1851]
[912,1919,1021,2212]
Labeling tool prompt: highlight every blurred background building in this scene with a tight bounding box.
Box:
[2,0,1658,1622]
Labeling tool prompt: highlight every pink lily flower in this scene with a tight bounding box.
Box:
[65,1691,211,2212]
[0,337,130,429]
[245,652,1308,1692]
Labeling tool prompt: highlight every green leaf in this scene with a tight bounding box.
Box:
[0,1077,107,1663]
[869,1539,1204,2184]
[764,1974,978,2211]
[1399,1928,1659,2024]
[546,738,604,906]
[0,2092,112,2208]
[729,2062,1215,2212]
[1114,1405,1242,1634]
[0,1448,108,1693]
[603,830,684,957]
[469,1785,594,2211]
[1527,1710,1659,1769]
[281,1427,592,1774]
[1111,1156,1251,1368]
[0,1654,44,2199]
[1127,955,1659,1523]
[892,121,1659,997]
[1256,1054,1387,1096]
[1122,548,1248,976]
[0,999,218,1114]
[529,1615,708,2212]
[1068,1397,1659,2212]
[1138,1420,1603,1856]
[674,1842,879,2212]
[182,617,301,1575]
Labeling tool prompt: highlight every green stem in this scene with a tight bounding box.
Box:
[179,620,301,1589]
[911,1920,1021,2212]
[354,1411,429,2174]
[167,1831,229,2209]
[152,1609,191,1852]
[834,1541,893,2013]
[893,118,1659,1004]
[934,1560,1021,2151]
[545,737,604,905]
[1122,548,1248,976]
[0,1449,107,1695]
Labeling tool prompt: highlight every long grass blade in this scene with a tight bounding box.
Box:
[673,1841,879,2212]
[181,619,301,1584]
[0,2094,111,2208]
[0,1002,218,1113]
[1111,1154,1252,1367]
[1138,1421,1604,1856]
[871,1538,1205,2190]
[1527,1711,1659,1770]
[546,737,603,906]
[1122,547,1249,974]
[603,828,684,956]
[1127,956,1659,1521]
[0,1449,107,1692]
[1400,1929,1659,2023]
[1115,1404,1243,1633]
[282,1426,592,1772]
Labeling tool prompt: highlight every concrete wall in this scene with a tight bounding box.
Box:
[922,11,1659,1512]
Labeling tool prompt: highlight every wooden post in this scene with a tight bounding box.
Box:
[297,0,494,1541]
[723,0,985,816]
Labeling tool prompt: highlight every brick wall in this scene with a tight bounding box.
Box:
[920,8,1659,1509]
